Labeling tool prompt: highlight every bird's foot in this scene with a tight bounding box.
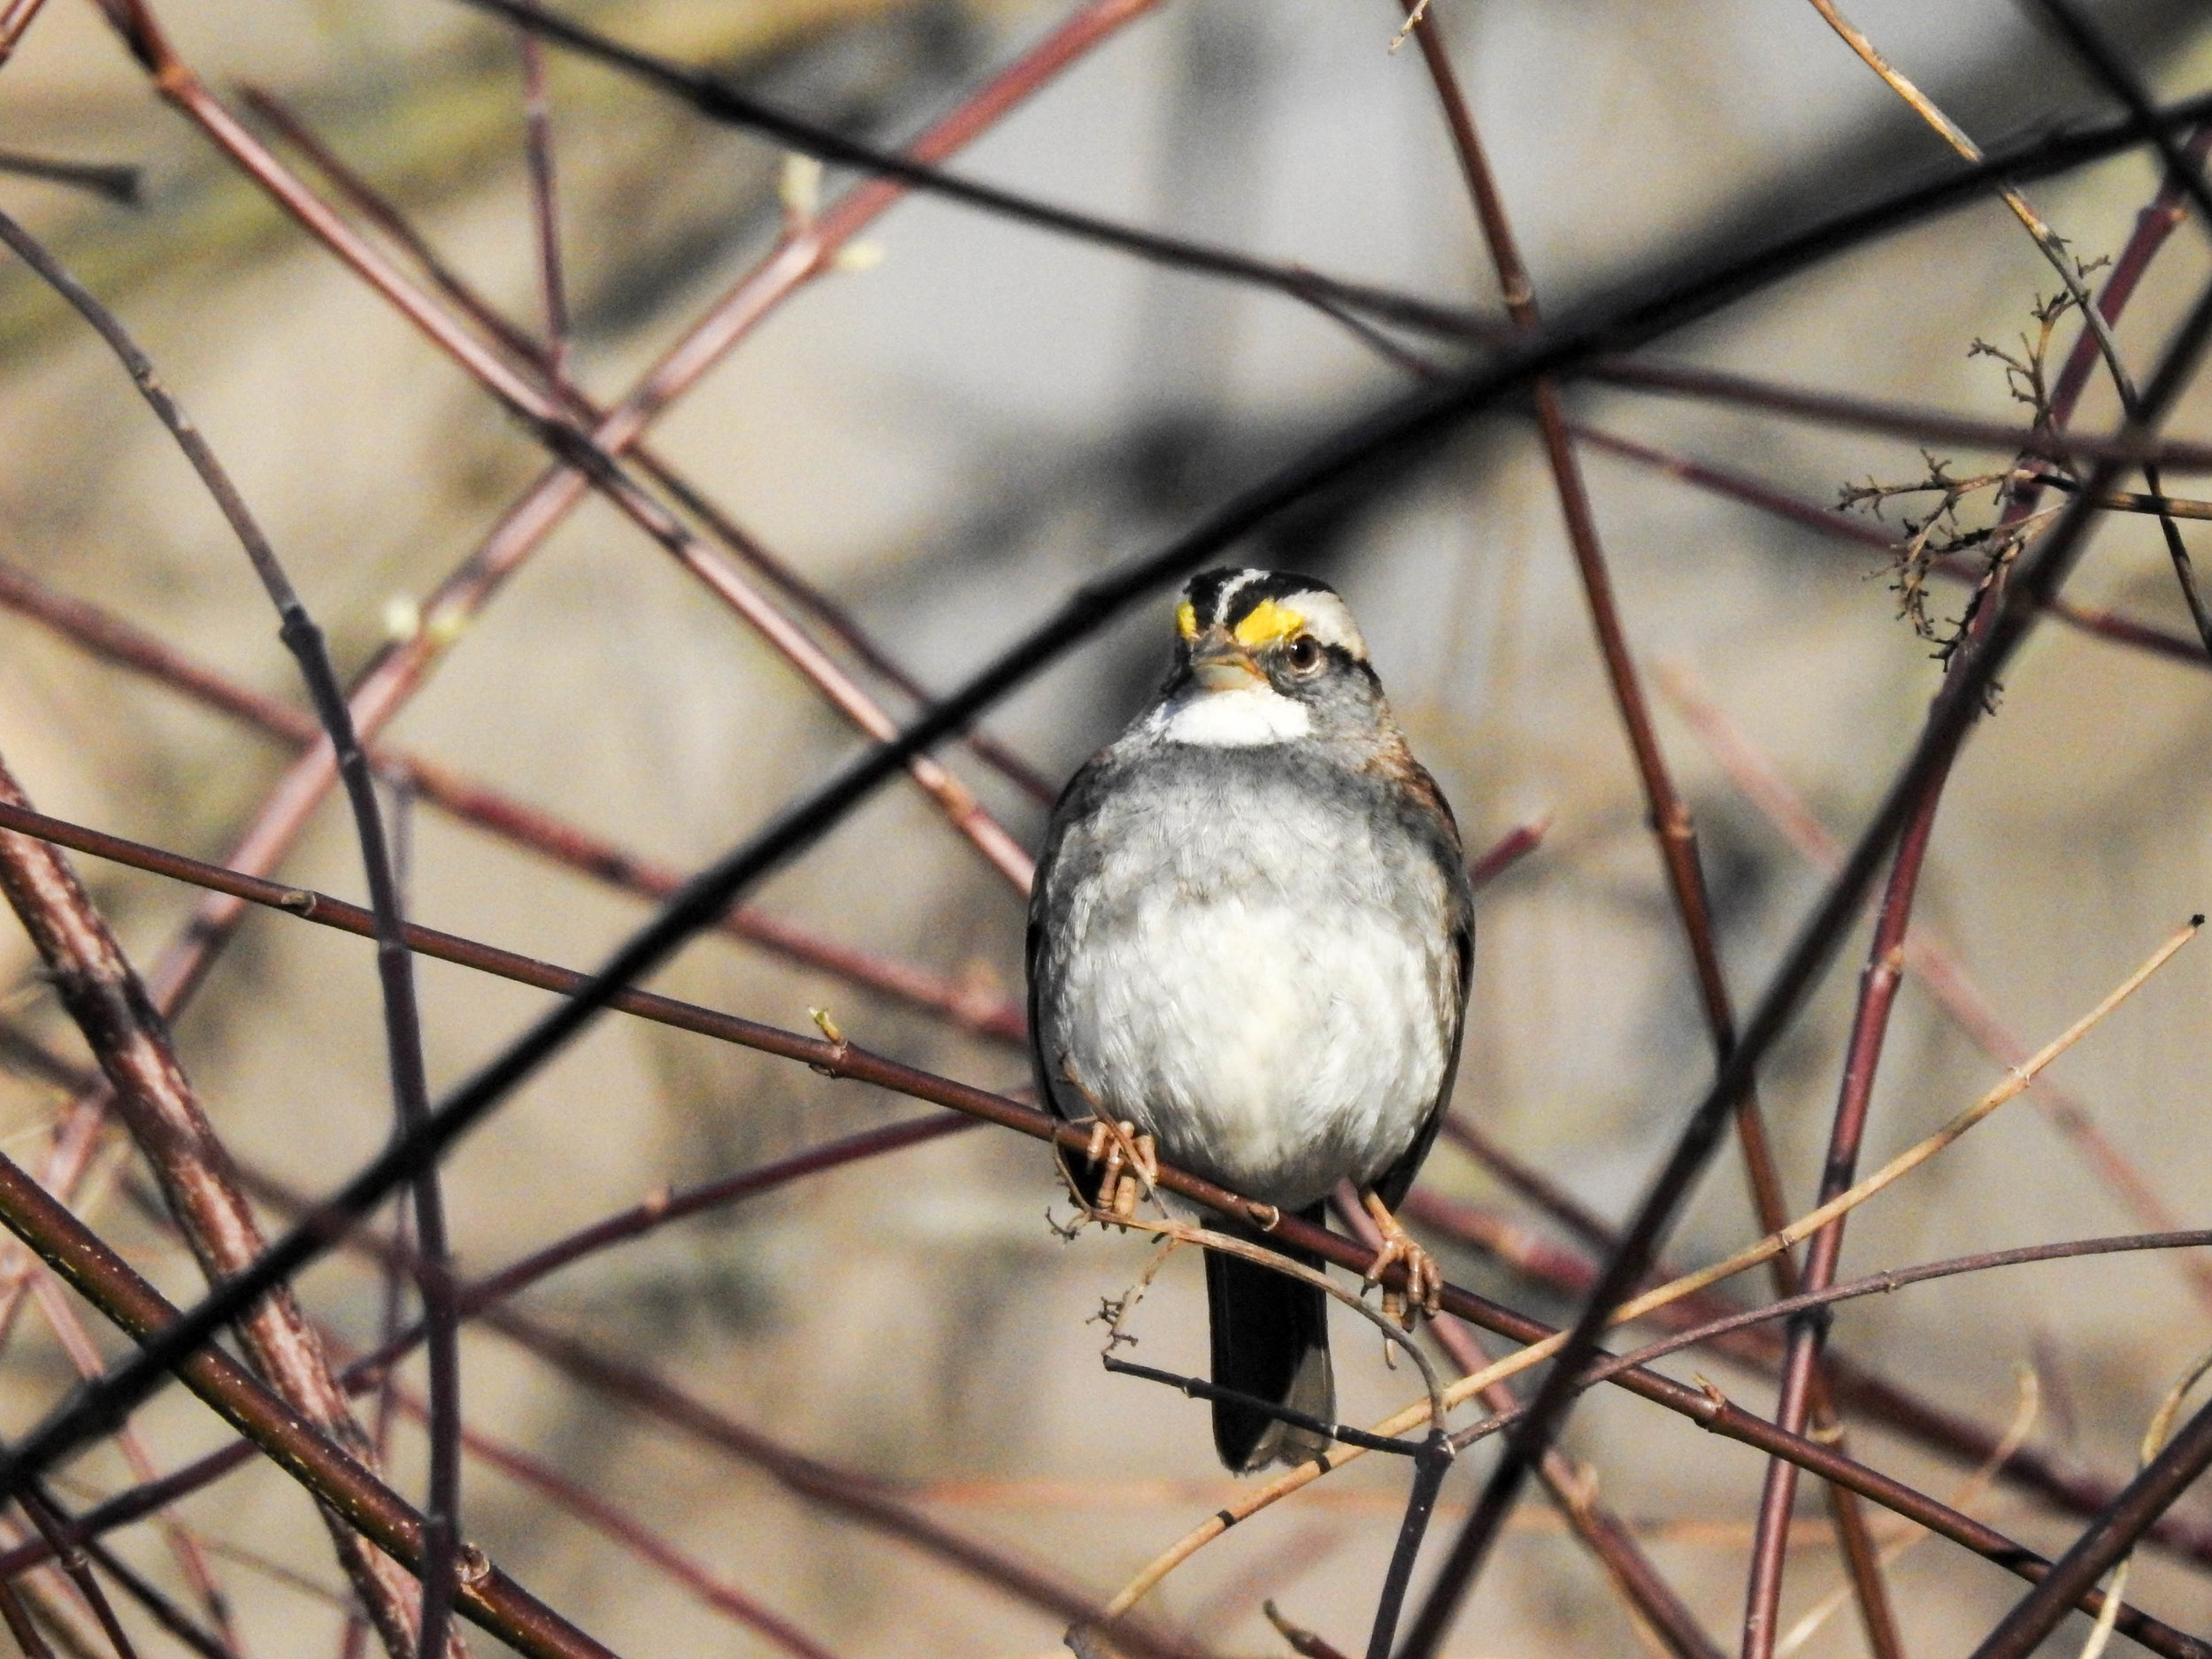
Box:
[1361,1190,1441,1330]
[1082,1118,1158,1224]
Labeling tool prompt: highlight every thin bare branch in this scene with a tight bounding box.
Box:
[0,152,138,204]
[0,202,464,1659]
[6,793,2206,1578]
[1399,195,2212,1651]
[380,1379,841,1659]
[1658,658,2212,1315]
[0,557,1024,1039]
[0,748,443,1657]
[0,1145,618,1659]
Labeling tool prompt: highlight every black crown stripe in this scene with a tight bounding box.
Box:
[1180,565,1338,630]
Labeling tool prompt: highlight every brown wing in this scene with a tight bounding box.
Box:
[1373,757,1476,1213]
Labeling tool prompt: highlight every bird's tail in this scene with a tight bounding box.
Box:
[1204,1206,1335,1472]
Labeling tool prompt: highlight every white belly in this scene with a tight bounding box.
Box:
[1051,885,1448,1208]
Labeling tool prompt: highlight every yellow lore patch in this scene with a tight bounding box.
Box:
[1233,597,1305,648]
[1176,601,1198,641]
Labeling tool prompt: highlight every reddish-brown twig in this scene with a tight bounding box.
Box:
[234,83,1061,810]
[8,793,2207,1569]
[1567,422,2210,667]
[0,198,466,1659]
[0,1146,618,1659]
[1334,1194,1724,1659]
[1508,1229,2212,1417]
[1464,816,1548,890]
[376,1377,842,1659]
[2047,119,2212,420]
[0,749,447,1659]
[1659,659,2212,1315]
[0,555,1026,1041]
[425,1113,979,1324]
[514,27,566,388]
[1586,354,2212,469]
[1736,61,2212,1642]
[0,0,50,65]
[1390,4,1900,1647]
[24,1271,242,1653]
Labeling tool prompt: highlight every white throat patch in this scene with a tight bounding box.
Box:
[1151,685,1311,747]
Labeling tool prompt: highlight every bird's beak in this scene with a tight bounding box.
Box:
[1188,634,1266,692]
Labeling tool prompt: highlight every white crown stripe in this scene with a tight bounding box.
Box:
[1205,568,1266,630]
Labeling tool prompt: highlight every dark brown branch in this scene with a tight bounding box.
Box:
[1404,222,2212,1651]
[0,152,138,204]
[0,1573,58,1659]
[2026,472,2212,518]
[0,1149,618,1659]
[440,0,1496,348]
[1448,1230,2212,1461]
[10,1490,145,1659]
[1588,1230,2212,1390]
[1586,354,2212,471]
[0,755,438,1656]
[233,86,1060,811]
[0,203,464,1659]
[2024,0,2212,658]
[9,794,2210,1578]
[1970,1395,2212,1659]
[1568,423,2211,666]
[0,555,1025,1041]
[379,1379,842,1659]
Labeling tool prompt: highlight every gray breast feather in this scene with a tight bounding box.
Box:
[1033,753,1463,1210]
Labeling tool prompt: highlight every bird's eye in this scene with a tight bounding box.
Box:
[1284,634,1325,675]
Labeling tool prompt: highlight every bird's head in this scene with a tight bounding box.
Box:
[1152,567,1385,749]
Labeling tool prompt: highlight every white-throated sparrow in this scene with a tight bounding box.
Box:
[1028,567,1473,1471]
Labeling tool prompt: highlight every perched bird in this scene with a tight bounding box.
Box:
[1027,566,1473,1471]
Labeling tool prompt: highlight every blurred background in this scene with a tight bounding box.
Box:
[2,0,2212,1653]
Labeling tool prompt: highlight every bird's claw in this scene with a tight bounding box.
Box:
[1083,1118,1157,1223]
[1361,1193,1440,1330]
